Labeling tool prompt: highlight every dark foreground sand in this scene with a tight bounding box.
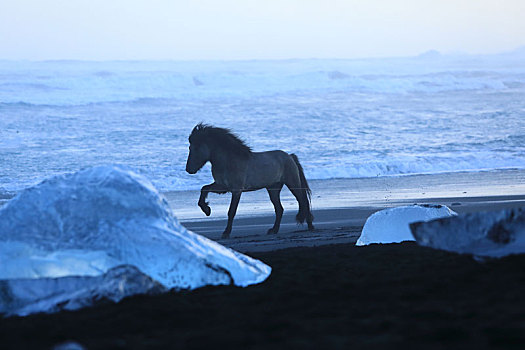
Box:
[1,242,524,349]
[1,193,525,349]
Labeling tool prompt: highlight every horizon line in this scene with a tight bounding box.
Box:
[1,46,524,64]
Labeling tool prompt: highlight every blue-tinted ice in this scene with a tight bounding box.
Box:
[411,208,525,258]
[356,204,457,246]
[0,166,271,316]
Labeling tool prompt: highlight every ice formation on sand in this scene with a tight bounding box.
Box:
[411,207,525,258]
[0,266,165,316]
[0,166,271,316]
[356,204,457,246]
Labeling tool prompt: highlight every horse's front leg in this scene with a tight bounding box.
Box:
[222,191,242,239]
[198,182,226,216]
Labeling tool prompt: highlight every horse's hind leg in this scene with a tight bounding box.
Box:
[266,184,284,234]
[284,157,314,231]
[289,187,315,231]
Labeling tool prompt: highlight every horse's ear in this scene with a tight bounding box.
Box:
[193,122,207,133]
[189,123,206,143]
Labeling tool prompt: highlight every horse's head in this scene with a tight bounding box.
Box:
[186,142,210,174]
[186,124,211,174]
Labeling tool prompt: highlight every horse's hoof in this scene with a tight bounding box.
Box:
[200,205,211,216]
[221,232,230,239]
[308,224,315,231]
[267,228,278,235]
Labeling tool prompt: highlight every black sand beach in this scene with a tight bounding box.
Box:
[1,241,524,349]
[180,170,525,252]
[1,171,525,349]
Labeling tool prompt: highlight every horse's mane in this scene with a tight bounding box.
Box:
[189,123,252,158]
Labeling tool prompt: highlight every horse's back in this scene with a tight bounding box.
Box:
[244,150,293,190]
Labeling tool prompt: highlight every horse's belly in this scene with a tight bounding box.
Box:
[244,154,285,189]
[244,172,282,190]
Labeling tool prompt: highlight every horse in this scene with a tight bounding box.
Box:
[185,123,314,238]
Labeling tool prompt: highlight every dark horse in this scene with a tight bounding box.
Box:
[186,123,314,238]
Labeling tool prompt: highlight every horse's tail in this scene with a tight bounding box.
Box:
[290,154,314,226]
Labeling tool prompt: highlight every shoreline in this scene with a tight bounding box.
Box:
[4,168,523,253]
[167,168,525,220]
[1,168,524,253]
[181,193,525,253]
[2,167,524,208]
[174,169,525,252]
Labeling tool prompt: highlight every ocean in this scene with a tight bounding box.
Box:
[1,52,525,196]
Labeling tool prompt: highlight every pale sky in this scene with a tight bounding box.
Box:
[1,0,524,60]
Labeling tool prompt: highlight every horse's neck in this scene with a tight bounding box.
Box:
[209,150,247,186]
[210,150,234,171]
[210,149,224,167]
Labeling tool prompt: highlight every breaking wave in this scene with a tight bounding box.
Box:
[1,54,524,192]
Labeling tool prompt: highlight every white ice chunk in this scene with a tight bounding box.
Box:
[411,207,525,258]
[356,204,457,246]
[0,265,166,316]
[0,166,271,316]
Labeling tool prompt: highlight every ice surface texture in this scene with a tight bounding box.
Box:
[0,166,271,316]
[356,204,457,246]
[0,265,165,316]
[411,207,525,258]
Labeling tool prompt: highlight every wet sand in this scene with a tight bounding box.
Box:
[182,193,525,253]
[173,170,525,250]
[1,171,525,349]
[180,171,525,252]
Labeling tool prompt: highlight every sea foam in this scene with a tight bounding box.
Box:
[1,55,525,193]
